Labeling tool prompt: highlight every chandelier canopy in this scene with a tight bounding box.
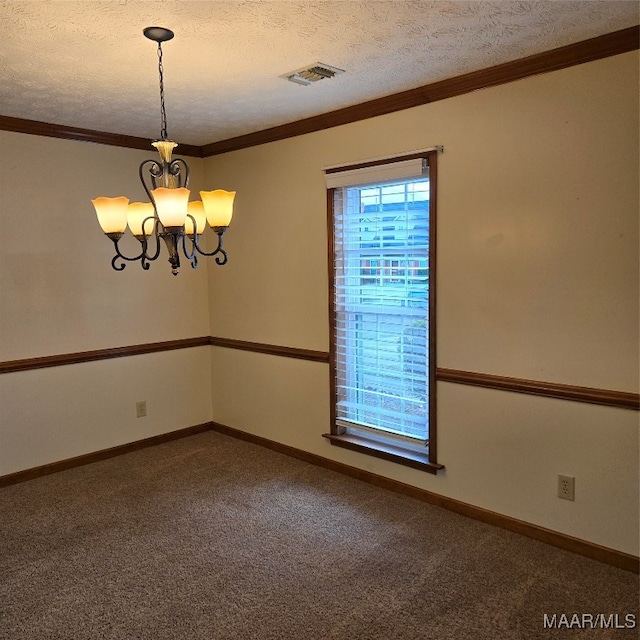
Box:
[92,27,234,276]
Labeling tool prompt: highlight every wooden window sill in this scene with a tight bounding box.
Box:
[323,433,444,474]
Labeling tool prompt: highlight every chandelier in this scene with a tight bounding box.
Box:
[92,27,234,276]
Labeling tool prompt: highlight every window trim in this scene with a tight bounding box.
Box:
[324,150,442,473]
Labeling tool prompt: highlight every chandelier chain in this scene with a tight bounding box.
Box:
[157,42,168,140]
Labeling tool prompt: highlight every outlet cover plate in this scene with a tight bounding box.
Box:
[558,474,575,501]
[136,401,147,418]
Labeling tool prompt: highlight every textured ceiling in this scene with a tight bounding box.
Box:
[1,0,638,146]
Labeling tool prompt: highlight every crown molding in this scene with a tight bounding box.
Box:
[1,26,637,157]
[0,114,203,157]
[201,26,639,156]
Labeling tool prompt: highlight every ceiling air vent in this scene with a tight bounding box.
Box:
[281,62,345,86]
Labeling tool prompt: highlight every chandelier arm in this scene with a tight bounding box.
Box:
[191,228,228,265]
[109,237,148,271]
[111,254,127,272]
[181,232,198,270]
[137,234,153,271]
[169,158,190,188]
[191,230,222,257]
[215,247,228,266]
[214,229,228,265]
[140,216,163,263]
[139,159,163,203]
[182,215,197,259]
[140,241,152,271]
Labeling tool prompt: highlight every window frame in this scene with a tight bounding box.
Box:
[324,150,443,474]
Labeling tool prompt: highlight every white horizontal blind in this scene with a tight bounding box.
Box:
[333,171,430,442]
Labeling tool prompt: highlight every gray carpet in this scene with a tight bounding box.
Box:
[0,431,637,639]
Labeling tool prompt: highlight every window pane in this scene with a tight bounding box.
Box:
[334,178,429,442]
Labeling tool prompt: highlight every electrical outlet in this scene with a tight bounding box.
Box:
[557,474,575,501]
[136,401,147,418]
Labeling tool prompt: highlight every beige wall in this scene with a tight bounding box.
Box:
[0,133,212,475]
[0,348,212,475]
[0,133,210,360]
[204,52,639,555]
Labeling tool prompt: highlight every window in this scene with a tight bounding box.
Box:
[324,152,442,473]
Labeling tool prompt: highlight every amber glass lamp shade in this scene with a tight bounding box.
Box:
[185,201,207,235]
[151,187,190,228]
[200,190,235,228]
[92,196,130,234]
[127,202,156,237]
